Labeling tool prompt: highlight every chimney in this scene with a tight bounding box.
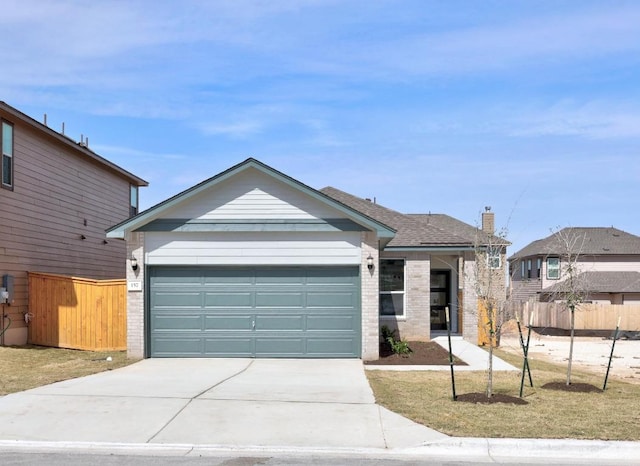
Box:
[482,206,494,235]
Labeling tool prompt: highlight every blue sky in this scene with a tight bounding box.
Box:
[2,0,639,255]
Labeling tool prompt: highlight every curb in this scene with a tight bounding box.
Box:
[0,438,638,461]
[402,438,640,461]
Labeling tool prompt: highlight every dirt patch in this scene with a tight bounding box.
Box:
[499,323,640,384]
[364,341,467,366]
[456,392,528,405]
[542,381,603,393]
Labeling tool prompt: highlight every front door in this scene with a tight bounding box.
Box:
[430,270,451,331]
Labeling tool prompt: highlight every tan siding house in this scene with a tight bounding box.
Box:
[508,228,640,304]
[0,102,147,345]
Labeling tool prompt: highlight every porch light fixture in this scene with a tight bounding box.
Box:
[130,256,138,271]
[366,254,374,270]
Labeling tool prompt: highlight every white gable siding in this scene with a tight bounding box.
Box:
[162,168,341,221]
[145,231,361,265]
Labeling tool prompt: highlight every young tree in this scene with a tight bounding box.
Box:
[474,208,513,398]
[543,227,589,385]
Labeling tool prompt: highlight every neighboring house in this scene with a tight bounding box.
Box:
[0,102,148,346]
[107,158,508,360]
[508,227,640,305]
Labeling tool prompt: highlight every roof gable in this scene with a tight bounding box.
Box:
[107,158,395,238]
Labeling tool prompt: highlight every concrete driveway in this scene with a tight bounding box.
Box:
[0,358,446,450]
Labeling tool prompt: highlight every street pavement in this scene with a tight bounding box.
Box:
[0,338,638,463]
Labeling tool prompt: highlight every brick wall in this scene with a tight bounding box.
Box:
[404,252,431,340]
[462,251,479,343]
[360,232,379,360]
[126,232,145,359]
[379,251,431,341]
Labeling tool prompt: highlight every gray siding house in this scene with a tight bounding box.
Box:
[0,102,147,346]
[108,158,507,360]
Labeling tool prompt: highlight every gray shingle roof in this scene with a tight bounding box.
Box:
[542,271,640,294]
[321,187,482,248]
[409,213,508,246]
[510,227,640,260]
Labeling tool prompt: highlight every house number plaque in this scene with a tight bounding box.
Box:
[127,280,143,292]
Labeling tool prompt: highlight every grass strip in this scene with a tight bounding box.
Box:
[366,349,640,440]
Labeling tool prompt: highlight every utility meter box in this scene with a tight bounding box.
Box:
[2,275,14,305]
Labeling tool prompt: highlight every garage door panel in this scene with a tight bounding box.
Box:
[204,269,254,285]
[153,337,202,356]
[152,291,202,308]
[306,315,355,331]
[306,338,355,356]
[205,337,254,356]
[256,315,304,331]
[149,266,360,358]
[151,269,203,286]
[255,292,304,308]
[204,292,253,307]
[153,314,203,331]
[306,291,355,308]
[306,268,358,284]
[205,315,253,330]
[255,338,304,355]
[255,268,305,285]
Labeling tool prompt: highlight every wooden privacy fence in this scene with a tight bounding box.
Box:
[28,272,126,351]
[517,301,640,332]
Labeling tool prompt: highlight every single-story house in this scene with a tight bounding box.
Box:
[107,158,507,360]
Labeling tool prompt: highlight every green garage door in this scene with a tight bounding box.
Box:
[149,266,361,358]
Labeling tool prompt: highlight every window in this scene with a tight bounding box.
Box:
[536,258,542,278]
[1,121,13,190]
[526,259,532,278]
[487,248,501,269]
[130,185,138,217]
[547,257,560,280]
[379,259,405,317]
[521,260,525,279]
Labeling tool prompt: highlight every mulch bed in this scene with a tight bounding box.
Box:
[455,392,529,405]
[364,341,467,366]
[541,381,603,393]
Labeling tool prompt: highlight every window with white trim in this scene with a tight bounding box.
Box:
[487,248,501,269]
[1,121,13,190]
[130,185,138,217]
[547,257,560,280]
[379,258,405,317]
[536,258,542,278]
